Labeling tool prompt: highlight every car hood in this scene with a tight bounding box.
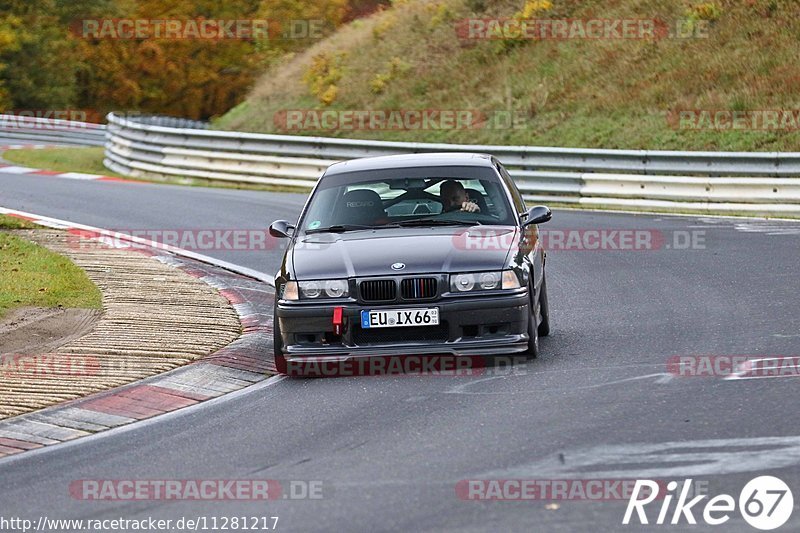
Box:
[291,226,517,279]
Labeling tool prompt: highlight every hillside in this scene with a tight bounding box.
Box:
[216,0,800,151]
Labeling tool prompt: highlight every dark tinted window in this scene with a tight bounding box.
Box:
[496,162,526,214]
[299,166,516,231]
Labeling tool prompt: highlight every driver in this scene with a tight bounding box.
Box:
[440,180,480,213]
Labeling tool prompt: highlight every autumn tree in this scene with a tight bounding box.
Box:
[1,0,382,119]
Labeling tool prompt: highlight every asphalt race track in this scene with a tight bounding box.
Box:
[2,171,800,532]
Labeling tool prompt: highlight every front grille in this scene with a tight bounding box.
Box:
[352,323,449,345]
[400,277,438,300]
[360,280,397,302]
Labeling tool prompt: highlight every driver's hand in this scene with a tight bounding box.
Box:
[461,201,480,213]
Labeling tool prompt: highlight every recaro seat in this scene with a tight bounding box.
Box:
[336,189,389,226]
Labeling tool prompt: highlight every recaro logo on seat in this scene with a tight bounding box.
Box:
[347,201,374,207]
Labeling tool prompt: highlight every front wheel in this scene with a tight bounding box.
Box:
[538,273,550,337]
[524,285,540,359]
[273,301,287,374]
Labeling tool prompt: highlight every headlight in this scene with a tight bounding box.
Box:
[301,280,322,299]
[452,273,476,292]
[282,280,350,300]
[323,279,348,298]
[450,270,520,293]
[479,272,500,290]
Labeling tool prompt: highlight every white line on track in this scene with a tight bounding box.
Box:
[444,372,672,395]
[56,172,107,180]
[479,435,800,479]
[0,206,274,285]
[0,166,36,174]
[724,356,800,381]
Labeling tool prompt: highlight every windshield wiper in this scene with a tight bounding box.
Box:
[396,218,482,227]
[305,224,379,234]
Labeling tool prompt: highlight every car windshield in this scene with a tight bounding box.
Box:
[299,166,516,233]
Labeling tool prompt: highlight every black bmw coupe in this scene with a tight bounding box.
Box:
[269,153,552,373]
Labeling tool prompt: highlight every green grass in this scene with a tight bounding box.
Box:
[216,0,800,152]
[2,147,309,193]
[3,147,126,178]
[0,218,103,318]
[0,214,37,230]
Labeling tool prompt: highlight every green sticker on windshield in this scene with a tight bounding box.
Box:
[308,220,322,229]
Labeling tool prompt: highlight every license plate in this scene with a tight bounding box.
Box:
[361,308,440,329]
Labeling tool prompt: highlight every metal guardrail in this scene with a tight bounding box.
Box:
[0,115,106,147]
[0,111,777,217]
[8,111,795,216]
[120,115,209,130]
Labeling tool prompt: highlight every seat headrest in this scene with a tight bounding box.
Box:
[337,189,386,225]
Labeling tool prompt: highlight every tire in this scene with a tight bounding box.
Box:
[538,273,550,337]
[524,283,540,359]
[273,301,287,374]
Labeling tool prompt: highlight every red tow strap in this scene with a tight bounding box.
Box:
[332,307,344,335]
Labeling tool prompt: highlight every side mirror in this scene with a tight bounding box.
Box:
[522,205,552,227]
[269,220,295,238]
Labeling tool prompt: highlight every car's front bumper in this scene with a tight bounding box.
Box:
[275,291,530,359]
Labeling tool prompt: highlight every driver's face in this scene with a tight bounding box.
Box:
[444,188,467,209]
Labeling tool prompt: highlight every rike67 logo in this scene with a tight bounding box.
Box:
[624,476,793,530]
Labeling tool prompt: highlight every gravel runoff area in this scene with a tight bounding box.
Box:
[0,229,241,419]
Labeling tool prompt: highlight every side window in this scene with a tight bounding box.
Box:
[496,163,526,214]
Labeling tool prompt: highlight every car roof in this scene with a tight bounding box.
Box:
[323,152,495,176]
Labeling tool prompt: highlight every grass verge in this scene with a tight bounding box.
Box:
[2,147,310,193]
[2,147,125,178]
[0,214,37,230]
[217,0,800,152]
[0,215,102,318]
